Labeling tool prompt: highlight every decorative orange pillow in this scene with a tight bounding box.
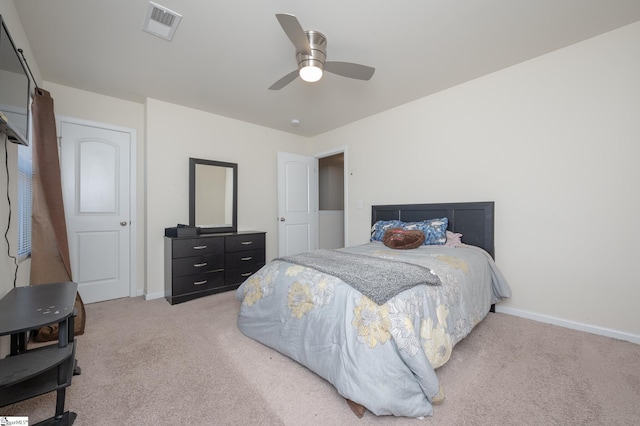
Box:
[382,228,425,250]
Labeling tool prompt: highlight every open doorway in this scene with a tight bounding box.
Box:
[318,152,345,249]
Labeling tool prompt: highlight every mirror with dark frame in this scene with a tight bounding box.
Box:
[189,158,238,234]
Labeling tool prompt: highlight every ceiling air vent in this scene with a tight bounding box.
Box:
[142,2,182,41]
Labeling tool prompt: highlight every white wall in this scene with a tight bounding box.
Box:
[42,82,146,294]
[0,0,37,356]
[2,0,638,343]
[312,22,640,339]
[0,0,146,302]
[144,99,308,298]
[0,2,38,298]
[0,0,310,302]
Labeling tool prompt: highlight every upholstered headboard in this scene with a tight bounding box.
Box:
[371,202,495,259]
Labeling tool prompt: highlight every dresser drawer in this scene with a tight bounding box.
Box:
[172,237,224,258]
[226,263,265,286]
[172,270,225,296]
[165,231,266,305]
[225,249,265,269]
[172,254,224,277]
[225,233,265,252]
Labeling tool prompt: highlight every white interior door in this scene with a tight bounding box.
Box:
[277,152,318,256]
[59,120,133,303]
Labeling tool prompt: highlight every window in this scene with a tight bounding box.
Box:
[17,140,32,258]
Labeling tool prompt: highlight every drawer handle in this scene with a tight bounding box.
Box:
[193,245,207,250]
[240,256,253,261]
[193,262,208,268]
[193,280,208,286]
[240,241,253,245]
[240,272,253,277]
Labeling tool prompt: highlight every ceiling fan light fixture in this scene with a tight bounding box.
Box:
[299,64,323,82]
[296,30,326,83]
[269,15,375,90]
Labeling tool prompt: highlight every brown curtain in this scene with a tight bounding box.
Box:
[30,88,86,341]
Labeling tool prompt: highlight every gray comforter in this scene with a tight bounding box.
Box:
[236,242,511,418]
[276,249,442,304]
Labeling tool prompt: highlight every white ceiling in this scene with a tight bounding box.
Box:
[13,0,640,137]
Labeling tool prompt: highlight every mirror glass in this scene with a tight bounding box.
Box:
[189,158,237,233]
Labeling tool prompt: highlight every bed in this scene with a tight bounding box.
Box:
[235,202,511,418]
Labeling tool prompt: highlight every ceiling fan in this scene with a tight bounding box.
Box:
[268,14,375,90]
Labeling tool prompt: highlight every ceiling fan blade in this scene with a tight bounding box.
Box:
[276,14,311,55]
[268,69,299,90]
[324,61,375,81]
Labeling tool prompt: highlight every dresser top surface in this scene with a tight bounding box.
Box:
[165,230,265,239]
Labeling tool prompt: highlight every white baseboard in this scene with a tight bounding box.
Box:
[495,305,640,345]
[143,291,165,301]
[134,292,639,345]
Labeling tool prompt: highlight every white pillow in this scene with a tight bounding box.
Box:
[444,230,463,247]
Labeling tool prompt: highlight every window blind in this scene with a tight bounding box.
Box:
[17,141,32,258]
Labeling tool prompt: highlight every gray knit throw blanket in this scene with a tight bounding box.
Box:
[276,249,441,305]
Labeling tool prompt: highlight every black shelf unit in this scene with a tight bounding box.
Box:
[0,282,79,425]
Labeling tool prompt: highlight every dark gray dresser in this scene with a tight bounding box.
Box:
[164,231,266,304]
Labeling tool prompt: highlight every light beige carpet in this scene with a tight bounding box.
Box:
[2,290,639,425]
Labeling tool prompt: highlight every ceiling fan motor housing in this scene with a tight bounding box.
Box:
[296,30,327,70]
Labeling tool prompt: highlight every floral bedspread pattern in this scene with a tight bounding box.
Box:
[236,242,511,418]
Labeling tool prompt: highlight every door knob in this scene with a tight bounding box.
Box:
[120,221,128,226]
[280,217,286,222]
